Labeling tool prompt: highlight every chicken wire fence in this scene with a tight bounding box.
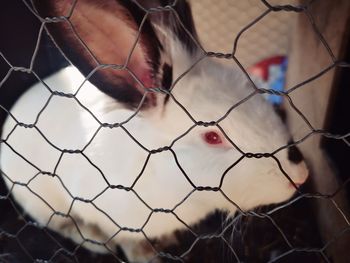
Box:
[0,0,349,262]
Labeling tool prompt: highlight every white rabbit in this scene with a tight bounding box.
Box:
[0,0,308,261]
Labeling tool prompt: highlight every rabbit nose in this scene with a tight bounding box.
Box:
[290,160,309,186]
[284,140,309,186]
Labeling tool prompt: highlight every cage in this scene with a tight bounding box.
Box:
[0,0,349,262]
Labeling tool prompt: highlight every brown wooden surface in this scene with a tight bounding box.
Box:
[285,0,350,262]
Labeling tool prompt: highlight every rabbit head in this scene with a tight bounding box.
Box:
[32,0,308,231]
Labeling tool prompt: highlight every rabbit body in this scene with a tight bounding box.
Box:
[1,60,307,253]
[0,0,308,260]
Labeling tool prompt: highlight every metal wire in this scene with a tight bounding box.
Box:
[0,0,349,262]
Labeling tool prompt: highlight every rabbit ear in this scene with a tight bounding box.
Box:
[33,0,199,110]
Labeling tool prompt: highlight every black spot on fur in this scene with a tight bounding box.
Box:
[273,104,287,123]
[162,63,173,90]
[162,63,172,104]
[152,210,239,263]
[288,140,304,164]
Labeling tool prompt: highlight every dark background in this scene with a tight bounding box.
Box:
[0,0,68,129]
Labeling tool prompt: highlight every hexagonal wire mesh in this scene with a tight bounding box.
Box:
[0,0,349,262]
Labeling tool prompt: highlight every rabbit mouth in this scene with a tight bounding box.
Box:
[289,182,302,189]
[289,178,307,189]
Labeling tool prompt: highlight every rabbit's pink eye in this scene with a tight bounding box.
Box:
[203,131,222,145]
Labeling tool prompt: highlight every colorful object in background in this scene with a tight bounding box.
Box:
[248,56,288,105]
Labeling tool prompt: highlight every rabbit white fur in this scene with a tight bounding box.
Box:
[0,0,308,261]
